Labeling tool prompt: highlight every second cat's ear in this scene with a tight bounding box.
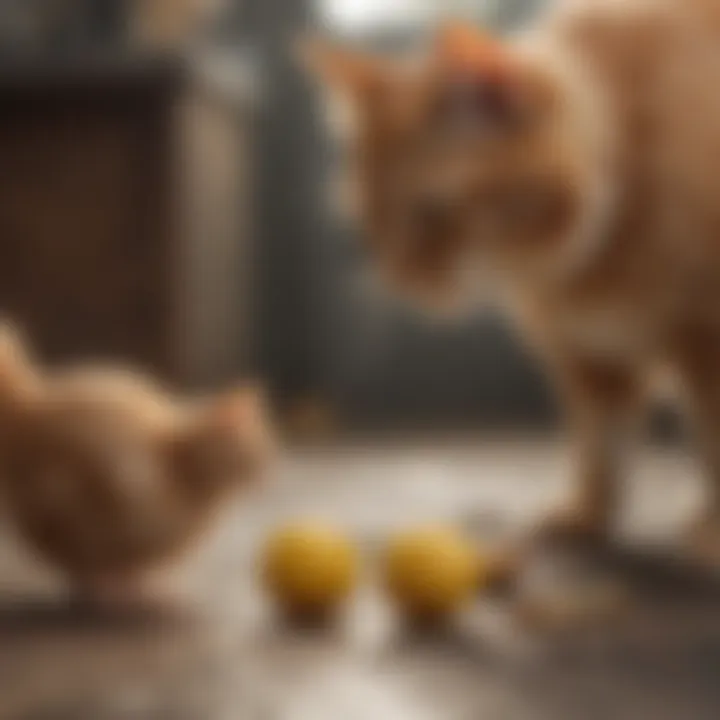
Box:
[168,384,274,497]
[175,383,275,473]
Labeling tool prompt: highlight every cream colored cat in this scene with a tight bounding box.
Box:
[304,0,720,554]
[0,324,272,606]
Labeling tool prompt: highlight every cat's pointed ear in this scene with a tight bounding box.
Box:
[436,21,501,69]
[168,383,274,496]
[296,37,388,100]
[176,383,274,470]
[432,21,543,132]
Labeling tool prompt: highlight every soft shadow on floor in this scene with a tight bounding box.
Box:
[380,543,720,720]
[0,442,717,719]
[0,595,192,639]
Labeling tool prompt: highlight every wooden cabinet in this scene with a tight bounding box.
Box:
[0,55,255,389]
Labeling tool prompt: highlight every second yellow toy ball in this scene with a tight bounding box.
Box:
[383,525,481,621]
[260,521,359,617]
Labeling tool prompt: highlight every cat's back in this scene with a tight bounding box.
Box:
[4,367,180,574]
[548,0,720,79]
[547,0,720,264]
[550,0,720,34]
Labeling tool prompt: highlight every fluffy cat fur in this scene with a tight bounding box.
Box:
[0,324,272,604]
[304,0,720,554]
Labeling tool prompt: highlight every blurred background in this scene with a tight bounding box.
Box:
[3,5,719,719]
[0,0,556,438]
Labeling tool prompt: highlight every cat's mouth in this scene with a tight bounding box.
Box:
[375,265,477,321]
[377,243,505,317]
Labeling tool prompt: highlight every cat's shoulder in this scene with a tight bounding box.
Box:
[547,0,684,45]
[549,0,717,39]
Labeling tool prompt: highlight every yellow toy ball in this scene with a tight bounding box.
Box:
[383,525,481,621]
[260,521,359,617]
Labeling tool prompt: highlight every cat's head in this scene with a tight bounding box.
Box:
[174,384,275,500]
[303,23,609,310]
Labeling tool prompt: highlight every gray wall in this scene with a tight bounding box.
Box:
[246,0,556,428]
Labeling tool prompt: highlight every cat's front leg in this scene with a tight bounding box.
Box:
[538,352,642,547]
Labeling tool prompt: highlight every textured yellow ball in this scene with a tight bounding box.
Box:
[261,522,359,615]
[383,526,480,620]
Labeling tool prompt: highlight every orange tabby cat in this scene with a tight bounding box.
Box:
[0,324,272,605]
[304,0,720,554]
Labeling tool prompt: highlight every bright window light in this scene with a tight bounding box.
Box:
[317,0,496,33]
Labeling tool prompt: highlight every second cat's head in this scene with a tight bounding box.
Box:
[303,23,611,311]
[174,384,276,497]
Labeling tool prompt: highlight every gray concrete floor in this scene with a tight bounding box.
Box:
[0,440,719,720]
